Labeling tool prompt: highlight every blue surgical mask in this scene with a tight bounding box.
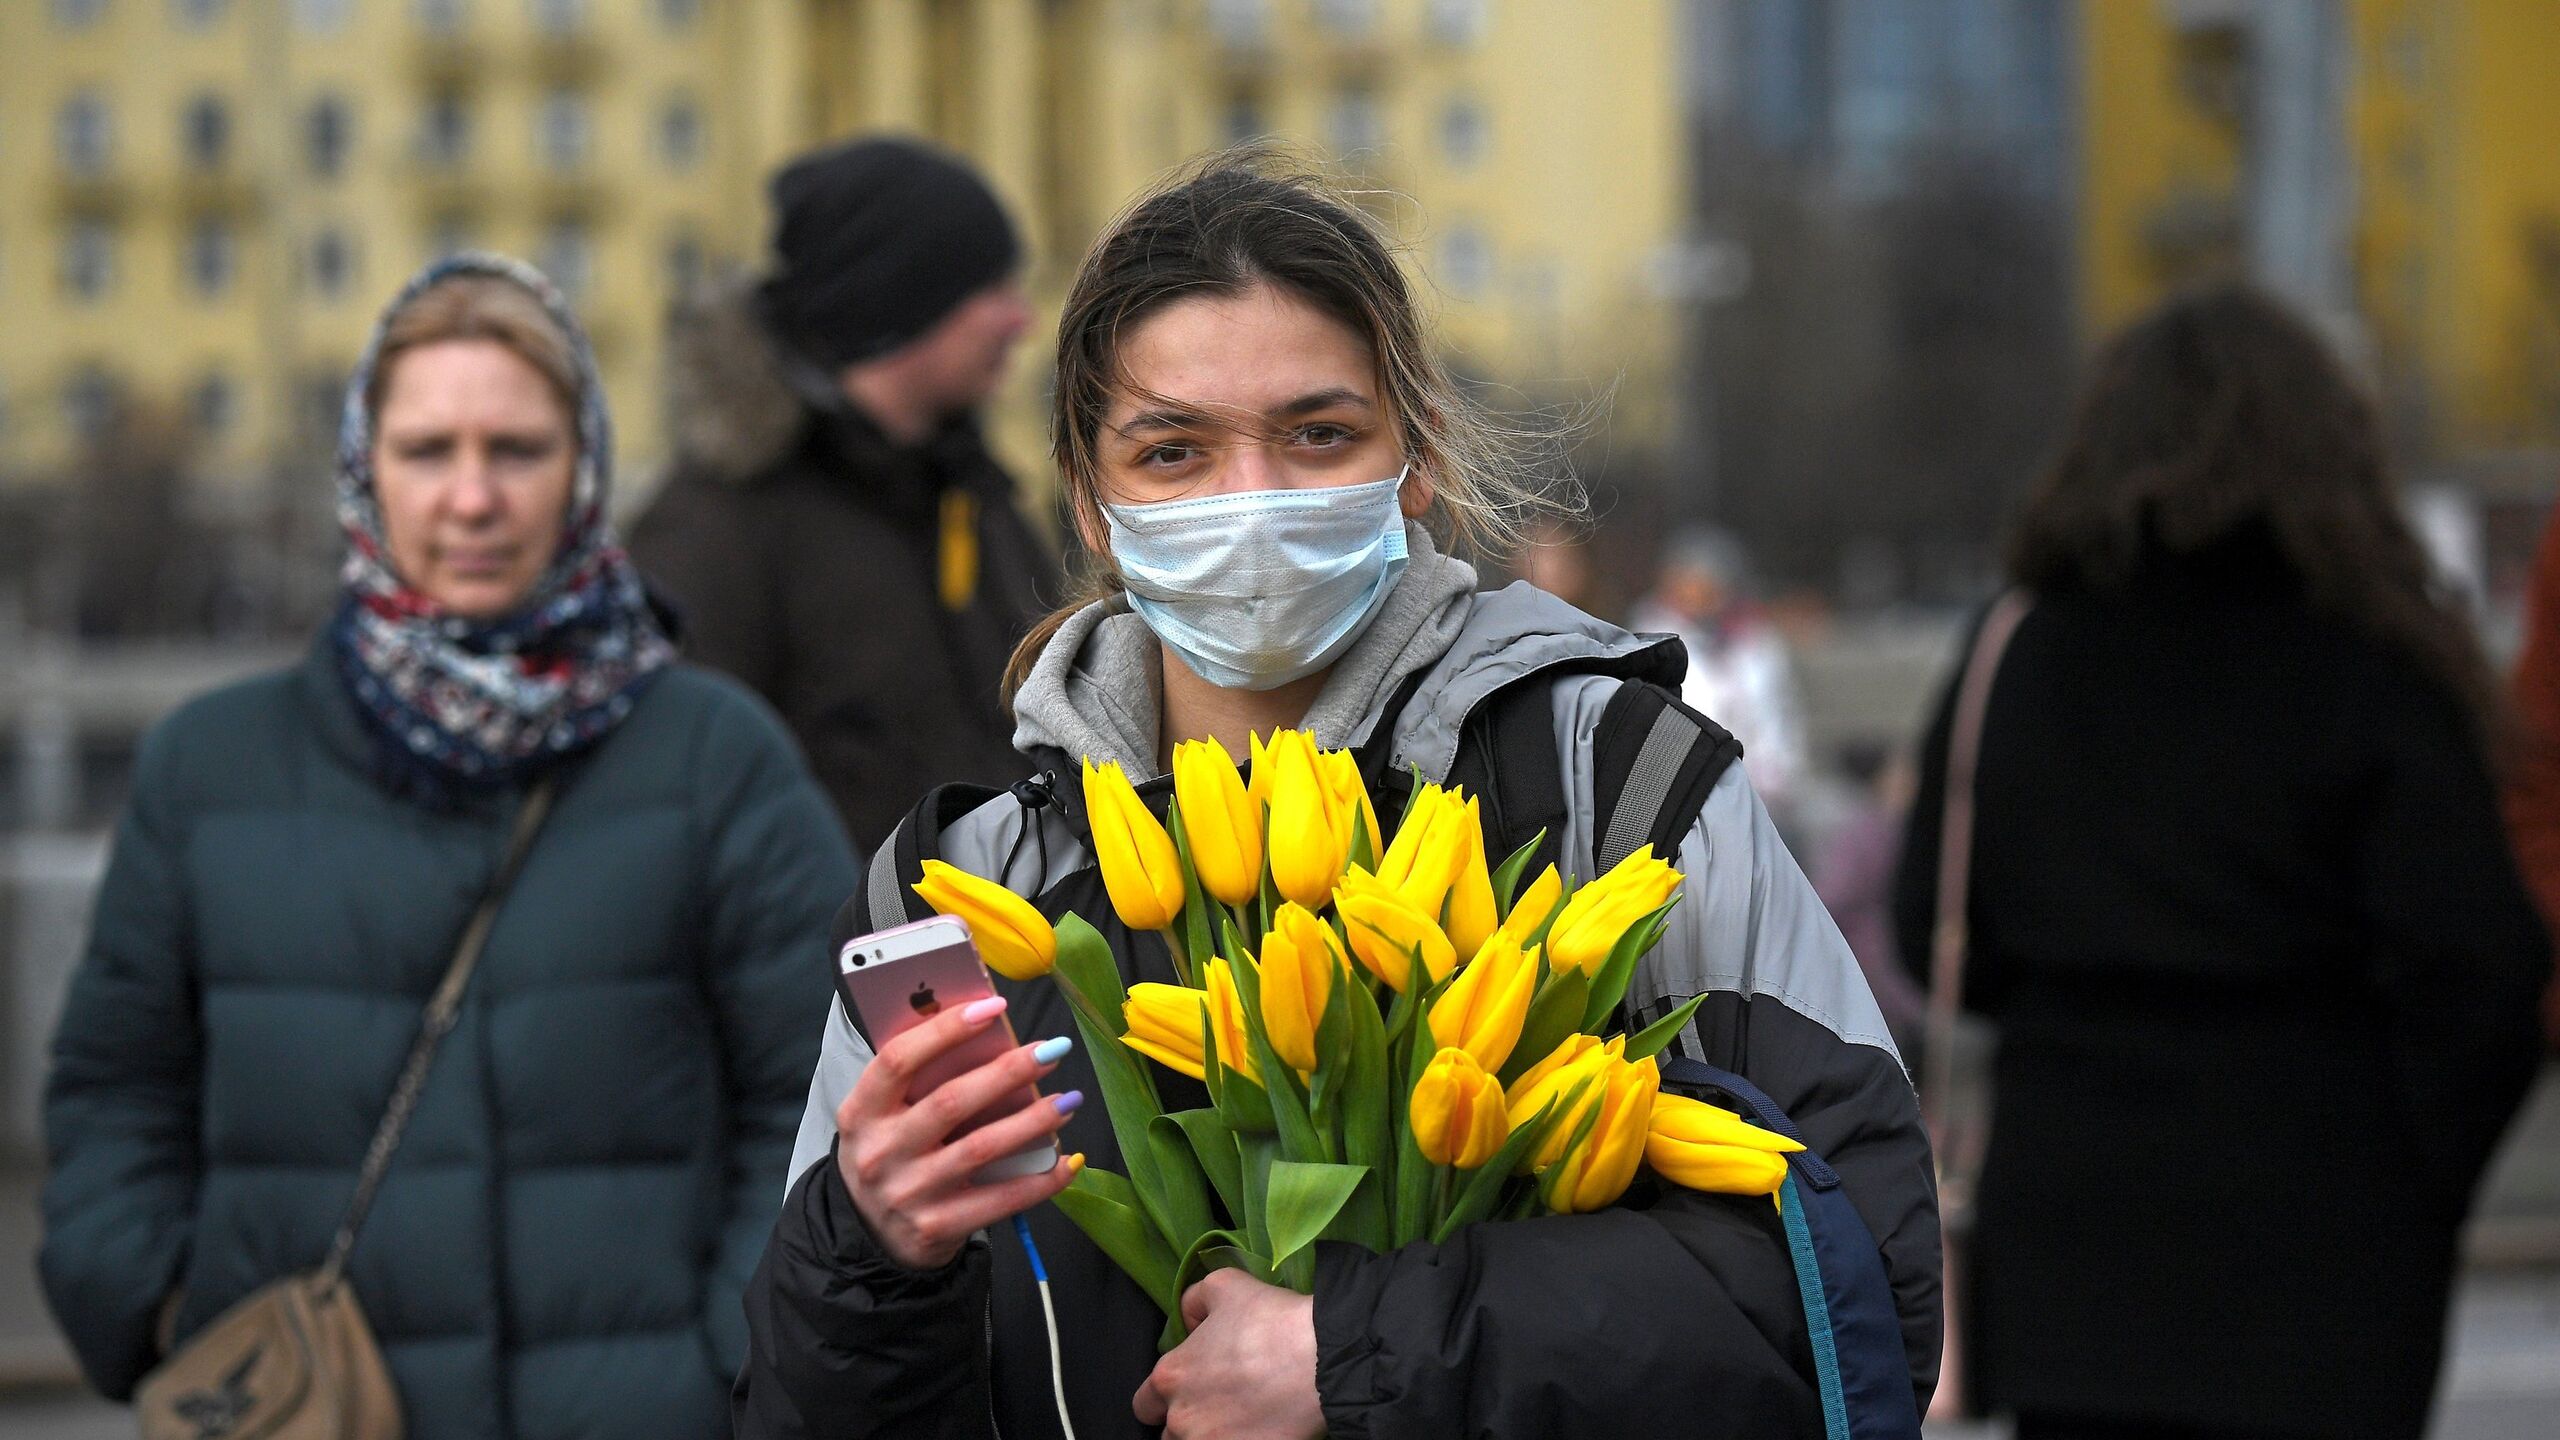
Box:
[1105,471,1412,691]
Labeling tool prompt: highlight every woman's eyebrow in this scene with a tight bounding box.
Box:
[1113,388,1373,439]
[1273,388,1373,419]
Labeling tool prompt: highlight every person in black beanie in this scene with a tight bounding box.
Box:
[632,136,1062,853]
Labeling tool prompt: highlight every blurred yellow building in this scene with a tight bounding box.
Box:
[0,0,1687,519]
[2079,0,2560,465]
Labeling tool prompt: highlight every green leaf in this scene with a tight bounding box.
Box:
[1052,1169,1179,1315]
[1049,937,1174,1241]
[1265,1160,1370,1272]
[1227,950,1328,1165]
[1501,967,1592,1087]
[1165,794,1214,989]
[1623,992,1711,1062]
[1340,963,1394,1180]
[1306,951,1356,1135]
[1161,1108,1245,1221]
[1237,1134,1279,1258]
[1582,898,1680,1033]
[1146,1113,1220,1254]
[1489,829,1547,913]
[1534,1075,1611,1213]
[1051,914,1130,1031]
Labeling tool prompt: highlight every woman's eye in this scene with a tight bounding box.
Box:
[1139,443,1198,468]
[1298,424,1355,448]
[393,438,452,463]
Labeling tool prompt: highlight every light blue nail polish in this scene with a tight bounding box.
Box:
[1032,1036,1073,1066]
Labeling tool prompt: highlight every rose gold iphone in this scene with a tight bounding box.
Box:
[838,914,1061,1184]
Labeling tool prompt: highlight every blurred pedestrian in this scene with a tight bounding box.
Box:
[2500,500,2560,1050]
[39,256,857,1439]
[1630,526,1809,818]
[1894,285,2547,1440]
[631,136,1061,853]
[1813,743,1926,1056]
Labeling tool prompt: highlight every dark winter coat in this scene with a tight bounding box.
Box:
[628,278,1060,853]
[1893,543,2547,1438]
[41,638,858,1440]
[736,568,1941,1438]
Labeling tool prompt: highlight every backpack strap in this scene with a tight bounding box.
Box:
[1660,1055,1923,1440]
[1589,680,1742,873]
[858,781,1012,933]
[1445,674,1572,882]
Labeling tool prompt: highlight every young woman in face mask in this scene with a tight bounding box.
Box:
[735,154,1939,1439]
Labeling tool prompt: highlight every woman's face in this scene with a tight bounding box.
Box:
[371,338,577,620]
[1087,283,1431,529]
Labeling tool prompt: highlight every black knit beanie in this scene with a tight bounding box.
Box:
[757,136,1021,370]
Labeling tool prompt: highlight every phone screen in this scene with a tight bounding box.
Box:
[838,915,1060,1183]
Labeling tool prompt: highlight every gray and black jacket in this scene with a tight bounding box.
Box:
[735,534,1940,1438]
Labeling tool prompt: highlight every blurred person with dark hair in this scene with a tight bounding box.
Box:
[1894,285,2545,1440]
[631,136,1060,853]
[40,256,856,1439]
[1631,525,1809,815]
[2500,503,2560,1049]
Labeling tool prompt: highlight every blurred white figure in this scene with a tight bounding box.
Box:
[1630,526,1808,817]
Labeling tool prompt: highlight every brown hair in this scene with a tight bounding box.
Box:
[1004,146,1572,702]
[2007,284,2501,744]
[365,272,582,423]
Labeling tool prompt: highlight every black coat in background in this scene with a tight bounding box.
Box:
[631,279,1059,853]
[1893,541,2546,1439]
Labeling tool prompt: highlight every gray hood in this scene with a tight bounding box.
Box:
[1009,520,1678,780]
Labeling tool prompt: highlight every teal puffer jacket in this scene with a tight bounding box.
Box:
[40,639,857,1439]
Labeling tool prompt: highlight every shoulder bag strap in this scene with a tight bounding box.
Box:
[1918,592,2031,1138]
[316,776,559,1291]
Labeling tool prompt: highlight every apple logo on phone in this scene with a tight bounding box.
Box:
[909,982,939,1018]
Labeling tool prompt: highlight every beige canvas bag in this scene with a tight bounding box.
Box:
[134,780,557,1440]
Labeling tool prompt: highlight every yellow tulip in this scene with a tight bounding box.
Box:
[1428,931,1537,1072]
[1172,736,1262,906]
[1375,783,1470,919]
[1264,731,1351,910]
[1497,864,1564,946]
[1083,757,1187,932]
[1544,845,1681,976]
[1644,1093,1801,1198]
[1257,905,1342,1074]
[1445,797,1498,959]
[1121,967,1257,1087]
[1503,1033,1621,1171]
[1410,1048,1510,1169]
[1334,867,1458,991]
[1540,1054,1661,1213]
[1320,748,1383,864]
[912,860,1057,981]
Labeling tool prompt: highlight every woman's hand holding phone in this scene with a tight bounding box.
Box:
[835,996,1084,1271]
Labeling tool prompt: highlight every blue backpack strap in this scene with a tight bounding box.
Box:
[1660,1056,1922,1440]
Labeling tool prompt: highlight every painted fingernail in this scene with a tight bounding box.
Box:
[1051,1090,1085,1116]
[961,997,1008,1024]
[1031,1036,1073,1066]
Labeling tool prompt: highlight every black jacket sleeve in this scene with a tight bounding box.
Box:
[734,1151,997,1440]
[630,475,785,697]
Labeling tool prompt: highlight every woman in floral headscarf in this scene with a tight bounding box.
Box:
[40,255,857,1440]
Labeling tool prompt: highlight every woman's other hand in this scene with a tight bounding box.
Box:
[1132,1269,1325,1439]
[834,997,1080,1270]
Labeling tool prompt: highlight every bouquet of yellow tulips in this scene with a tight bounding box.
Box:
[912,729,1804,1347]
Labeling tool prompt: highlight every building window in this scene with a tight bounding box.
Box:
[1313,0,1378,39]
[538,219,591,298]
[653,0,698,29]
[61,219,115,301]
[666,231,704,296]
[185,218,236,298]
[57,93,113,177]
[531,0,586,36]
[537,89,589,170]
[415,0,467,34]
[1438,224,1493,299]
[420,91,471,167]
[191,371,238,437]
[66,367,123,445]
[294,0,351,34]
[1425,0,1490,46]
[306,228,355,300]
[656,95,702,170]
[182,94,231,170]
[307,95,352,179]
[1440,96,1487,168]
[1326,86,1384,160]
[173,0,230,29]
[1206,0,1267,51]
[53,0,110,30]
